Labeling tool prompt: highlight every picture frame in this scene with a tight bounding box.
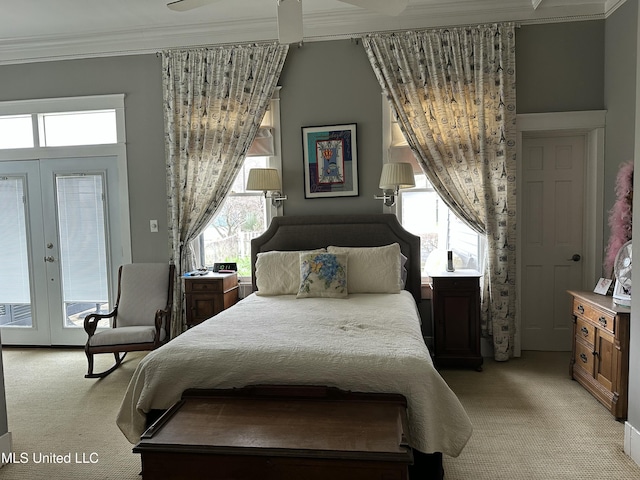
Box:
[593,277,613,295]
[302,123,358,198]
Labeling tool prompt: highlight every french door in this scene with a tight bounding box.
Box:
[0,157,127,346]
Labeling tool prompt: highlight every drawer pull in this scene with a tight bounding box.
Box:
[577,305,584,315]
[580,326,589,336]
[580,353,588,363]
[599,317,607,328]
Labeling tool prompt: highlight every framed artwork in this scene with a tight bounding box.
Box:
[302,123,358,198]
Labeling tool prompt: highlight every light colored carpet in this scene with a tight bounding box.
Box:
[1,348,143,480]
[0,348,639,479]
[440,351,640,479]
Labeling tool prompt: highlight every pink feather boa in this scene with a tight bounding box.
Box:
[604,160,633,275]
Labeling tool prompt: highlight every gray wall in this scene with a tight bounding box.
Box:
[516,21,605,113]
[604,0,640,437]
[604,1,637,266]
[277,40,385,216]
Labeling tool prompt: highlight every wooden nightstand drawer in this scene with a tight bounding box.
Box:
[572,298,615,335]
[575,318,595,345]
[574,339,594,376]
[431,276,478,291]
[189,281,224,293]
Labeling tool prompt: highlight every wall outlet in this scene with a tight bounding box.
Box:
[150,219,158,233]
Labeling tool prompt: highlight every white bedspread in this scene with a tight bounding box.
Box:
[116,291,472,456]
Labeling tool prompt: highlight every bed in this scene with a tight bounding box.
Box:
[116,214,472,474]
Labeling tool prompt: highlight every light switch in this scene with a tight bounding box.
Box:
[150,219,158,233]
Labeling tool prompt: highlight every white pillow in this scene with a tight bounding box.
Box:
[255,249,325,295]
[327,243,403,294]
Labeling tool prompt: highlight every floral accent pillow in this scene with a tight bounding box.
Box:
[297,252,348,299]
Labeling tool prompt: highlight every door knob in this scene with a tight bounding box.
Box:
[44,256,55,262]
[568,254,581,262]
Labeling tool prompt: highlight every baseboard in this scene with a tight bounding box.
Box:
[0,431,12,468]
[624,421,640,467]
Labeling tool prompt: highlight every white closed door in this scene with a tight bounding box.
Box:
[0,157,126,346]
[521,134,585,351]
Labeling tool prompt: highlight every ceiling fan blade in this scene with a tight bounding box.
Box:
[338,0,408,16]
[167,0,221,12]
[277,0,303,44]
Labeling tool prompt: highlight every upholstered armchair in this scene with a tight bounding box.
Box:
[84,262,174,378]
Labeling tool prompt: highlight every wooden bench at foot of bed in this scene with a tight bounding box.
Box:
[133,386,426,480]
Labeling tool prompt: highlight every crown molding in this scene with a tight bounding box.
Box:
[0,0,622,65]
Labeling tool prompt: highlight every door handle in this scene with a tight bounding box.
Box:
[568,254,581,262]
[44,256,55,263]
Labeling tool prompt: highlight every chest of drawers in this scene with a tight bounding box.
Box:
[568,290,630,420]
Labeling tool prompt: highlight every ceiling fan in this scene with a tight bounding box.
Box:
[167,0,409,44]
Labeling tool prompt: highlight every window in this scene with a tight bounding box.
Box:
[200,156,272,278]
[38,110,117,147]
[0,105,120,150]
[0,115,33,149]
[196,90,282,280]
[384,101,485,278]
[398,174,485,277]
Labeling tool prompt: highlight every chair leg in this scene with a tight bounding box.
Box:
[84,352,127,379]
[85,350,95,378]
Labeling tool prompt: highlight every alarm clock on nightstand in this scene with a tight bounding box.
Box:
[212,262,238,273]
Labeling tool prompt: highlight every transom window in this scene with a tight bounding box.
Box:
[0,95,123,151]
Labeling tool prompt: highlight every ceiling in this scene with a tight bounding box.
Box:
[0,0,625,65]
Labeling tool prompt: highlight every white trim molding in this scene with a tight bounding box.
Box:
[625,422,640,466]
[515,110,606,356]
[0,1,624,65]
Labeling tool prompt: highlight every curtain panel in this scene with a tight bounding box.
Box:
[362,24,517,360]
[162,44,288,338]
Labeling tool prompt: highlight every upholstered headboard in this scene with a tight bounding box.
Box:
[250,214,421,302]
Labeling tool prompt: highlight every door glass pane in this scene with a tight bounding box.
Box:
[0,176,33,327]
[56,174,109,328]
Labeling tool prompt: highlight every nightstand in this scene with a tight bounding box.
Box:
[184,272,239,328]
[429,270,483,371]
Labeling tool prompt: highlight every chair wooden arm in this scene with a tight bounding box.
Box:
[84,308,117,337]
[154,307,171,342]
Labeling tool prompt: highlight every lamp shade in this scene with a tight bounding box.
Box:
[246,168,282,191]
[378,162,416,189]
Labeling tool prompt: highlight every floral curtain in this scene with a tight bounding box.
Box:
[362,24,517,360]
[162,44,288,338]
